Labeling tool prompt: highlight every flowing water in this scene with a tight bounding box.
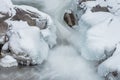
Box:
[0,0,104,80]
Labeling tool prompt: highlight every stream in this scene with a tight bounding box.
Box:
[0,0,104,80]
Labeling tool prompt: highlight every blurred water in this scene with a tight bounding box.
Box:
[0,45,103,80]
[0,0,104,80]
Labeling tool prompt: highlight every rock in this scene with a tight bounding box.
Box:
[0,22,8,34]
[64,10,76,27]
[12,7,47,29]
[91,5,109,12]
[0,22,9,54]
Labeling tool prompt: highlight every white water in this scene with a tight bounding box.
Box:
[4,0,104,80]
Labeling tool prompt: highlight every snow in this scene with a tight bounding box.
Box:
[81,10,113,26]
[0,0,16,17]
[6,21,49,64]
[105,0,120,16]
[0,55,18,67]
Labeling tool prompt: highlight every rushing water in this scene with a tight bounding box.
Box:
[1,0,104,80]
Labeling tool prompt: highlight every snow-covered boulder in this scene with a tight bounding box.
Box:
[0,0,57,66]
[98,43,120,80]
[0,55,18,67]
[81,12,120,60]
[12,5,57,48]
[4,21,49,65]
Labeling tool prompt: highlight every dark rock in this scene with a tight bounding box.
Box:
[112,71,118,77]
[64,11,76,27]
[91,5,109,12]
[12,7,47,29]
[12,8,37,26]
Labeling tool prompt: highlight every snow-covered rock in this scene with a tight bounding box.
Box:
[5,21,49,65]
[0,0,57,66]
[81,12,120,60]
[0,0,16,21]
[0,55,18,67]
[13,5,57,48]
[98,43,120,80]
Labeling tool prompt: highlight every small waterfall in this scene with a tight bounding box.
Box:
[7,0,104,80]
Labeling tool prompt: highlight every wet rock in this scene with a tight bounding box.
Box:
[91,5,109,12]
[12,7,47,29]
[64,11,76,27]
